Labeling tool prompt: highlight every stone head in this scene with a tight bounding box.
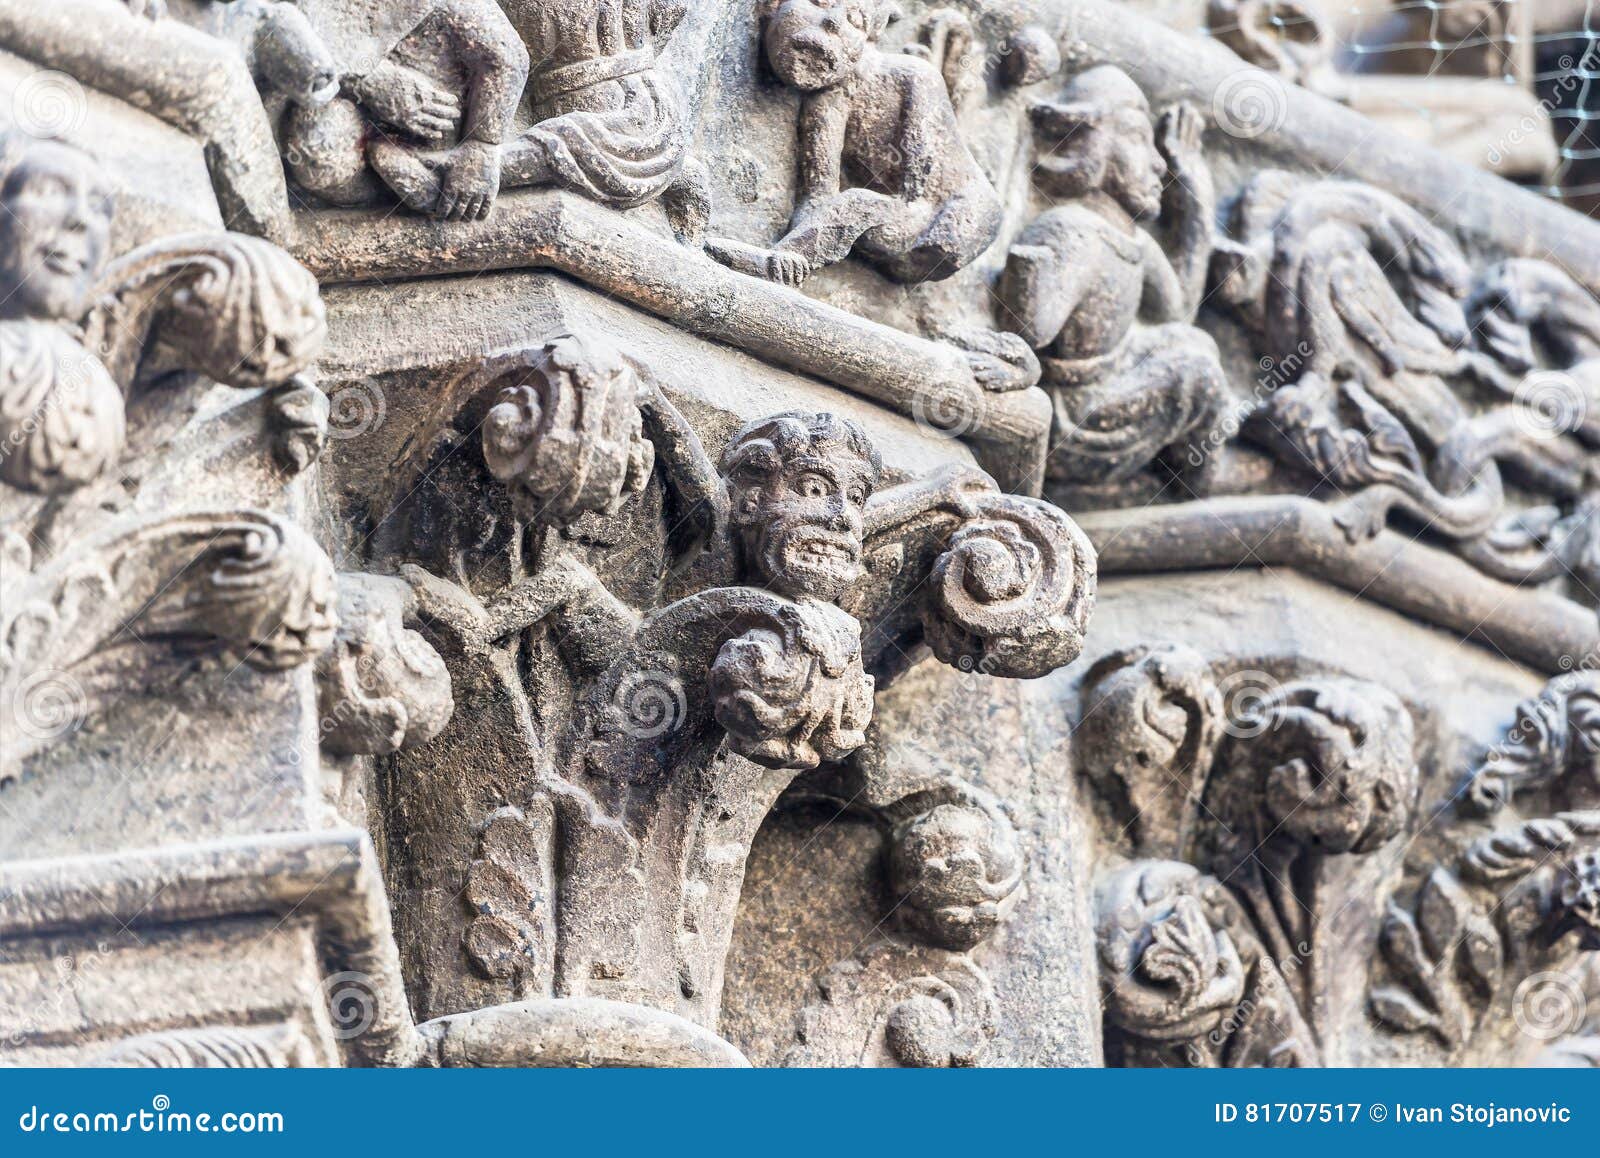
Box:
[1029,66,1166,219]
[720,410,881,602]
[0,139,113,323]
[762,0,890,91]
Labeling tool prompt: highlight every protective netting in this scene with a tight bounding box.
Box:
[1197,1,1600,210]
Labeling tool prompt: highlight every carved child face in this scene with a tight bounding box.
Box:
[0,142,112,323]
[764,0,876,92]
[724,413,880,603]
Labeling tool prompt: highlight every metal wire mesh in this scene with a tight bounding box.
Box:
[1198,1,1600,211]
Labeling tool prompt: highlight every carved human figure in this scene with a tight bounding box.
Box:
[997,67,1227,494]
[171,0,340,113]
[263,0,528,220]
[0,141,123,492]
[0,136,328,495]
[706,0,1002,287]
[373,0,694,221]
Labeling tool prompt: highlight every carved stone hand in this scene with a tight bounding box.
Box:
[355,60,463,143]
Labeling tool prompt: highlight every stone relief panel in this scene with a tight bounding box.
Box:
[3,0,1600,1070]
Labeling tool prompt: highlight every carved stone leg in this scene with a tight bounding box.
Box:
[1046,324,1229,494]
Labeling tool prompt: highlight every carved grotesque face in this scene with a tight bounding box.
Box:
[764,0,876,91]
[890,802,1023,952]
[723,412,881,602]
[0,143,112,323]
[1031,67,1166,220]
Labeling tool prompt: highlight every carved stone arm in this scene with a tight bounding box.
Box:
[630,361,727,567]
[996,237,1086,351]
[401,556,638,673]
[440,0,530,148]
[862,463,993,537]
[1152,102,1215,319]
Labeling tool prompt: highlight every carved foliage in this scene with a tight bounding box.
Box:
[1,510,336,778]
[476,336,654,527]
[1372,869,1504,1049]
[0,321,125,494]
[921,493,1097,679]
[463,802,557,997]
[785,946,996,1069]
[1463,672,1600,816]
[708,598,873,771]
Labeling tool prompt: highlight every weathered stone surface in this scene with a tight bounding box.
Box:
[3,0,1599,1069]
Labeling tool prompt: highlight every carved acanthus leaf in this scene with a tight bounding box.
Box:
[85,230,326,391]
[922,493,1097,679]
[1,509,336,779]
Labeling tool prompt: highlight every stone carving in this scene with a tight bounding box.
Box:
[1213,171,1598,591]
[1,510,336,780]
[461,802,556,997]
[98,1022,317,1068]
[784,946,996,1068]
[1076,643,1222,855]
[224,0,530,220]
[919,492,1096,679]
[1096,859,1314,1067]
[12,0,1600,1076]
[999,67,1227,498]
[0,137,326,495]
[367,0,700,226]
[1080,651,1421,1065]
[186,0,703,228]
[706,0,1002,286]
[1206,0,1335,90]
[888,794,1022,953]
[385,332,1091,1049]
[315,572,453,758]
[1357,670,1600,1061]
[1463,672,1600,817]
[1370,812,1600,1055]
[478,336,654,525]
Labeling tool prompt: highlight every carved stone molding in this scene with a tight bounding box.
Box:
[8,0,1600,1072]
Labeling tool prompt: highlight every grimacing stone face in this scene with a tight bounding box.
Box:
[0,142,112,323]
[734,444,874,602]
